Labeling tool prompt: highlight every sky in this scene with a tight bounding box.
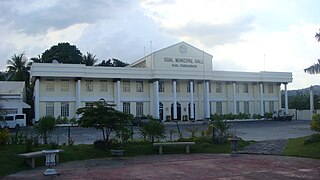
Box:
[0,0,319,90]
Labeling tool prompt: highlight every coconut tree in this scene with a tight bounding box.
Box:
[316,29,320,42]
[6,53,30,84]
[304,29,320,74]
[82,52,97,66]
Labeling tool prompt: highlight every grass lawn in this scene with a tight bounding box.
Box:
[284,136,320,159]
[0,139,250,177]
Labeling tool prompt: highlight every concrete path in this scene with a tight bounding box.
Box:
[5,154,320,179]
[239,139,288,155]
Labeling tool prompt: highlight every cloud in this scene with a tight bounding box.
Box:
[166,16,255,47]
[0,0,131,35]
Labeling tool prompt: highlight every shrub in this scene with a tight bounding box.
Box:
[36,116,56,144]
[264,112,273,119]
[252,114,262,119]
[304,134,320,144]
[187,127,198,140]
[140,120,166,143]
[207,118,230,144]
[311,114,320,133]
[0,128,10,146]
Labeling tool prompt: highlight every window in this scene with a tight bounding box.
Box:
[61,102,69,117]
[216,82,222,93]
[236,83,239,93]
[46,102,54,116]
[236,102,240,113]
[244,101,249,114]
[268,84,273,93]
[2,108,18,115]
[46,79,54,92]
[123,81,130,92]
[216,102,222,115]
[159,81,165,92]
[269,101,274,112]
[123,102,130,114]
[243,83,249,93]
[100,80,108,92]
[208,82,211,93]
[136,81,143,92]
[61,79,69,92]
[136,102,143,116]
[85,80,93,92]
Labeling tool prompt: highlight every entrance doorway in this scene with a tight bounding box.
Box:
[159,102,163,121]
[171,102,181,120]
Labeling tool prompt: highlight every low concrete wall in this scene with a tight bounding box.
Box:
[289,109,313,120]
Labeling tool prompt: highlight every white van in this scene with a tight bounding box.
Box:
[0,114,26,129]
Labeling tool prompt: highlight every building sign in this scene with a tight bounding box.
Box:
[163,57,204,68]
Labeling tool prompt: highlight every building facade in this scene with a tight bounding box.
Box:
[0,81,30,115]
[31,42,292,122]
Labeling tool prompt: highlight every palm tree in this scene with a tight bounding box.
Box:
[304,29,320,74]
[30,55,42,63]
[82,52,97,66]
[6,53,30,84]
[316,29,320,42]
[304,59,320,74]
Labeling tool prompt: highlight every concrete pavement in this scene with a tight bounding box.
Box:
[5,154,320,179]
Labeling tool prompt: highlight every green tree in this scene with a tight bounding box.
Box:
[6,53,30,84]
[82,52,97,66]
[76,100,133,148]
[97,58,129,67]
[35,116,56,144]
[311,114,320,133]
[41,42,83,64]
[30,55,42,63]
[139,120,166,143]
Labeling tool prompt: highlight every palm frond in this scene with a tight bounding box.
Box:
[304,59,320,74]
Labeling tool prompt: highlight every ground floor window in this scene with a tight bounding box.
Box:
[1,108,18,115]
[269,101,274,113]
[136,102,143,116]
[123,102,130,114]
[216,102,222,115]
[46,102,54,116]
[244,101,249,114]
[61,102,69,117]
[85,102,94,107]
[236,102,240,113]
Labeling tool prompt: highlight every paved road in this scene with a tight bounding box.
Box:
[31,120,312,145]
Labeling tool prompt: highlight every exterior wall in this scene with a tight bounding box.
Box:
[31,42,293,121]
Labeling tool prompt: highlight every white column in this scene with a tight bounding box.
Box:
[260,83,264,115]
[190,81,194,120]
[233,82,237,114]
[76,79,81,109]
[153,80,159,119]
[116,80,121,111]
[310,86,314,118]
[173,80,177,120]
[284,83,288,114]
[205,81,210,118]
[34,78,40,122]
[278,83,282,110]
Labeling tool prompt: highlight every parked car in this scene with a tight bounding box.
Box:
[272,109,293,121]
[0,114,26,129]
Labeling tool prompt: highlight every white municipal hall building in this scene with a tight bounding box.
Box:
[31,42,292,122]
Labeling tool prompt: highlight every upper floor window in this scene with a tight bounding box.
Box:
[216,82,222,93]
[46,79,54,92]
[243,83,249,93]
[123,81,130,92]
[159,81,165,92]
[100,80,108,92]
[236,83,240,93]
[187,82,195,93]
[268,84,273,93]
[136,81,143,92]
[61,79,69,92]
[85,80,94,92]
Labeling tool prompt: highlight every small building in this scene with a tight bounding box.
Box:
[0,81,30,115]
[30,42,292,121]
